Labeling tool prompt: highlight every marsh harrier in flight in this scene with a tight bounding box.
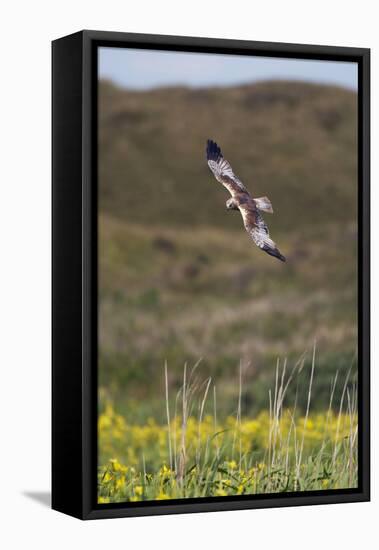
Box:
[206,140,286,262]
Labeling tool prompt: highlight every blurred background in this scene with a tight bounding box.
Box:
[98,48,358,422]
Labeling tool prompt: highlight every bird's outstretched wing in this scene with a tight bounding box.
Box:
[239,202,286,262]
[206,139,249,197]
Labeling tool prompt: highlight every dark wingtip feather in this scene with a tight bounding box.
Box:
[263,246,286,262]
[206,139,222,162]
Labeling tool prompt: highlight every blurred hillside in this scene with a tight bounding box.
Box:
[99,79,357,233]
[98,80,358,420]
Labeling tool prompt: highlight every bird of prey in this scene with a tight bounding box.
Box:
[206,139,286,262]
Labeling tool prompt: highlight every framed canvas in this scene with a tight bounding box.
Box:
[52,30,370,520]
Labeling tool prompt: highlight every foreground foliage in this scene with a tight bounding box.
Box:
[98,405,357,503]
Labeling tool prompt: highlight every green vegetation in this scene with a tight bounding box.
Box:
[98,358,358,502]
[99,214,357,418]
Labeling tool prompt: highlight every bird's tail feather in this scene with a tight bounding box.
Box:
[254,196,273,213]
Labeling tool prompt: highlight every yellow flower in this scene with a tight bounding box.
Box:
[115,476,125,490]
[227,460,237,470]
[134,485,143,496]
[103,471,112,483]
[98,415,111,430]
[109,458,128,473]
[215,488,227,496]
[98,496,110,504]
[156,492,170,500]
[306,419,314,430]
[129,496,140,502]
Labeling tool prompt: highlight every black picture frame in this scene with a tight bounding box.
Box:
[52,30,370,520]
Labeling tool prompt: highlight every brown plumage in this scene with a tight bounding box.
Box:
[206,139,286,262]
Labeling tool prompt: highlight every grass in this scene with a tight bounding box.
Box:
[98,217,357,418]
[98,347,358,503]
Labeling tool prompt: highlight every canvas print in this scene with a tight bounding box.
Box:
[97,47,359,504]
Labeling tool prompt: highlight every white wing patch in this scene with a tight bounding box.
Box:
[240,207,276,249]
[207,158,247,193]
[250,227,276,250]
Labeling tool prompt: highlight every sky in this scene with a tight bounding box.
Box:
[99,47,358,91]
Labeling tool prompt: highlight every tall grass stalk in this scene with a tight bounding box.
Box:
[164,361,173,471]
[295,343,316,489]
[178,363,188,483]
[332,364,352,470]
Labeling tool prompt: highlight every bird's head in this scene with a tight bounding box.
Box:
[226,198,238,211]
